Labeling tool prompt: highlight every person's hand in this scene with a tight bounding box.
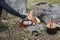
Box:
[21,15,27,19]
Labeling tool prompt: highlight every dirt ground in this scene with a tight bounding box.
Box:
[0,27,60,40]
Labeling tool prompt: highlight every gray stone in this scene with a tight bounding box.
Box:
[27,2,60,32]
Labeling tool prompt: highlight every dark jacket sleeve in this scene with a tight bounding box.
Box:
[0,0,26,19]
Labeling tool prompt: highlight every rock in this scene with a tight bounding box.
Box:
[32,2,60,24]
[5,0,27,15]
[27,2,60,35]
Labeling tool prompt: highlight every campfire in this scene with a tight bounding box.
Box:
[27,11,57,29]
[27,11,58,35]
[27,11,41,25]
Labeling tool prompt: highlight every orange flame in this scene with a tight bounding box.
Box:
[27,11,40,25]
[27,11,36,23]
